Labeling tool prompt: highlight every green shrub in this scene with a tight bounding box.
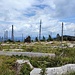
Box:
[20,64,32,75]
[63,71,75,75]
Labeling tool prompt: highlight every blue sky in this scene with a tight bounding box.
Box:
[0,0,75,38]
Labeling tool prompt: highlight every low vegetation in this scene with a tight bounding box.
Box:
[0,41,75,75]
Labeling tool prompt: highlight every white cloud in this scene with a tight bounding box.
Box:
[52,0,75,18]
[0,0,75,38]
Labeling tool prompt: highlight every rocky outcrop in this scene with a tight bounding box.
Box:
[15,59,33,75]
[0,51,55,57]
[30,64,75,75]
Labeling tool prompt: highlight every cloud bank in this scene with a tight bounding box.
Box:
[0,0,75,38]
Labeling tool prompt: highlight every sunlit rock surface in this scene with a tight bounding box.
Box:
[16,59,33,69]
[30,64,75,75]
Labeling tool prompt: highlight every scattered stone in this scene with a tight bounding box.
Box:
[67,43,75,48]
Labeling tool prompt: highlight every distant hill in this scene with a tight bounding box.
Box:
[54,35,75,41]
[63,35,75,41]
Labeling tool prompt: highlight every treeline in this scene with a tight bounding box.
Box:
[24,35,53,43]
[3,34,75,43]
[24,34,75,43]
